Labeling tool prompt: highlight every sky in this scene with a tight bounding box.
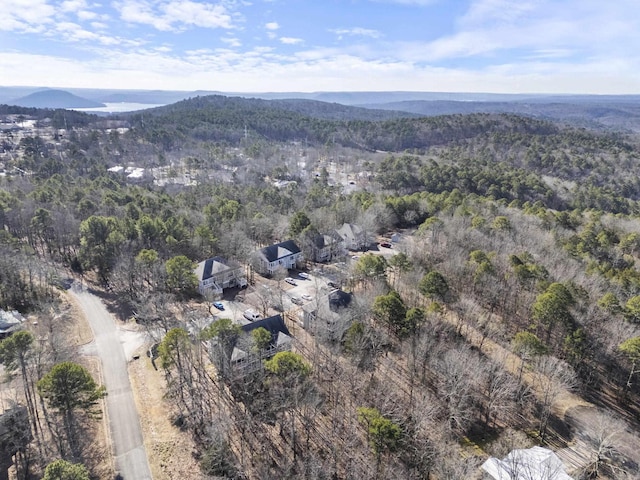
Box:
[1,0,639,94]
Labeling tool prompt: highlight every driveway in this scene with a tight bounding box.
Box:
[70,284,152,480]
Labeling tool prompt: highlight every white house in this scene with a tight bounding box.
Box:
[482,446,573,480]
[194,256,247,295]
[230,315,293,375]
[301,289,352,339]
[336,223,368,251]
[0,310,24,338]
[253,240,303,275]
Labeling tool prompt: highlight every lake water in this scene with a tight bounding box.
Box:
[75,102,165,113]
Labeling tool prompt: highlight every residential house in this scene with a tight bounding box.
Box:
[0,310,24,339]
[482,446,573,480]
[194,256,247,296]
[303,231,344,263]
[390,232,402,244]
[336,223,368,251]
[302,288,352,339]
[210,315,293,378]
[253,240,303,275]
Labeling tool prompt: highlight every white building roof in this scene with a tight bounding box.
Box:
[482,447,573,480]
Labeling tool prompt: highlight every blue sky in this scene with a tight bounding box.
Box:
[1,0,639,93]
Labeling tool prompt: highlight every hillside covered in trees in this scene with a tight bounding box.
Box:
[1,95,640,479]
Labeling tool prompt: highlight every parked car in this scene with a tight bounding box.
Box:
[243,309,261,321]
[212,301,224,310]
[327,281,340,289]
[298,272,310,280]
[285,277,297,286]
[291,297,303,306]
[301,294,313,301]
[379,242,392,248]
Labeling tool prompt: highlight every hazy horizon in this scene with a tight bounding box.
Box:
[1,1,639,95]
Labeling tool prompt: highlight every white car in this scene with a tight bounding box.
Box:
[285,277,297,286]
[298,272,310,280]
[301,294,313,301]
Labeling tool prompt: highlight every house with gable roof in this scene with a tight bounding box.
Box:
[231,314,293,375]
[302,230,345,263]
[336,223,368,251]
[0,310,24,339]
[194,256,247,296]
[301,288,353,339]
[253,240,303,275]
[208,314,293,378]
[482,446,573,480]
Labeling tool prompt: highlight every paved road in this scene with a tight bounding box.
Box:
[70,286,152,480]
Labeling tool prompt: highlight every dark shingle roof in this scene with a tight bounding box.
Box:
[194,256,240,281]
[260,240,301,263]
[241,314,291,348]
[328,289,352,311]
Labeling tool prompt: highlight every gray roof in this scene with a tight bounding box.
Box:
[231,315,293,362]
[241,314,291,346]
[308,232,342,249]
[336,223,363,242]
[259,240,301,263]
[0,310,24,335]
[482,447,573,480]
[194,256,240,281]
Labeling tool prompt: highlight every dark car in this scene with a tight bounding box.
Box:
[327,281,340,289]
[379,242,392,248]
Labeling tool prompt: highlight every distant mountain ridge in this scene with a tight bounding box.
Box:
[137,94,421,121]
[359,99,640,132]
[9,89,105,109]
[3,85,640,131]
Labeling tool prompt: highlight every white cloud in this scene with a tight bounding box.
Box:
[116,1,170,30]
[331,27,381,39]
[77,10,99,20]
[221,36,241,47]
[2,42,640,94]
[115,0,233,32]
[54,20,131,45]
[60,0,89,12]
[460,0,539,26]
[1,0,639,95]
[280,36,303,45]
[369,0,436,5]
[0,0,55,32]
[410,0,640,64]
[162,1,232,29]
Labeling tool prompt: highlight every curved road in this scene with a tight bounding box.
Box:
[70,285,152,480]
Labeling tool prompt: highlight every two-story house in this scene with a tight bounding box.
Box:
[0,310,24,339]
[336,223,368,251]
[230,314,293,376]
[194,256,247,296]
[302,231,344,263]
[208,315,293,378]
[253,240,303,275]
[301,288,352,339]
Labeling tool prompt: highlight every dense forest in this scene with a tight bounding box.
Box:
[1,95,640,479]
